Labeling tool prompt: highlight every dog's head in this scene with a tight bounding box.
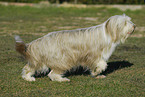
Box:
[105,14,136,43]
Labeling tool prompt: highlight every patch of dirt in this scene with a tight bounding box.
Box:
[111,5,143,11]
[59,4,144,11]
[0,2,144,11]
[131,34,145,38]
[0,1,33,6]
[77,17,98,21]
[136,27,145,32]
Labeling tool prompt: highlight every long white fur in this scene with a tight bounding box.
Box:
[15,14,135,82]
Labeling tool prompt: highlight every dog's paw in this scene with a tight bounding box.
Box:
[96,75,106,79]
[59,77,70,82]
[51,77,70,82]
[22,76,36,81]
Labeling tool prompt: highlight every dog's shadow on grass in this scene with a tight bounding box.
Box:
[101,60,133,75]
[64,60,133,77]
[34,60,133,78]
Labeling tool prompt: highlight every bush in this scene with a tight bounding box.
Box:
[0,0,144,4]
[0,0,46,3]
[49,0,144,4]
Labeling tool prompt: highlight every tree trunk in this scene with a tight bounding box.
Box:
[56,0,59,4]
[74,0,77,4]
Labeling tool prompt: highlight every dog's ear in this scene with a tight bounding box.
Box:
[105,18,116,41]
[105,19,111,36]
[105,17,119,42]
[105,19,110,28]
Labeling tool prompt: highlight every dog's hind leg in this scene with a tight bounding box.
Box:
[22,64,35,81]
[91,59,107,78]
[48,70,70,82]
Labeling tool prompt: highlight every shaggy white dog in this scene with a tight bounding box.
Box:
[15,14,135,82]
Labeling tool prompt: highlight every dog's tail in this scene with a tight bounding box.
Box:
[15,35,29,58]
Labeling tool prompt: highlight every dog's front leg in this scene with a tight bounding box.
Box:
[91,59,107,78]
[48,70,70,82]
[22,64,35,81]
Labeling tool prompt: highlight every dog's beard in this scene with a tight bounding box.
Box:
[121,34,129,43]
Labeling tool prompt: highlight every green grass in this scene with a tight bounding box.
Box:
[0,5,145,97]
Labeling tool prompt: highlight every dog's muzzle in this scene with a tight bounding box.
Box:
[128,23,136,34]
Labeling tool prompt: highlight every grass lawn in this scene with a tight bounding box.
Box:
[0,5,145,97]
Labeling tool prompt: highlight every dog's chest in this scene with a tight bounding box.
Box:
[103,43,119,61]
